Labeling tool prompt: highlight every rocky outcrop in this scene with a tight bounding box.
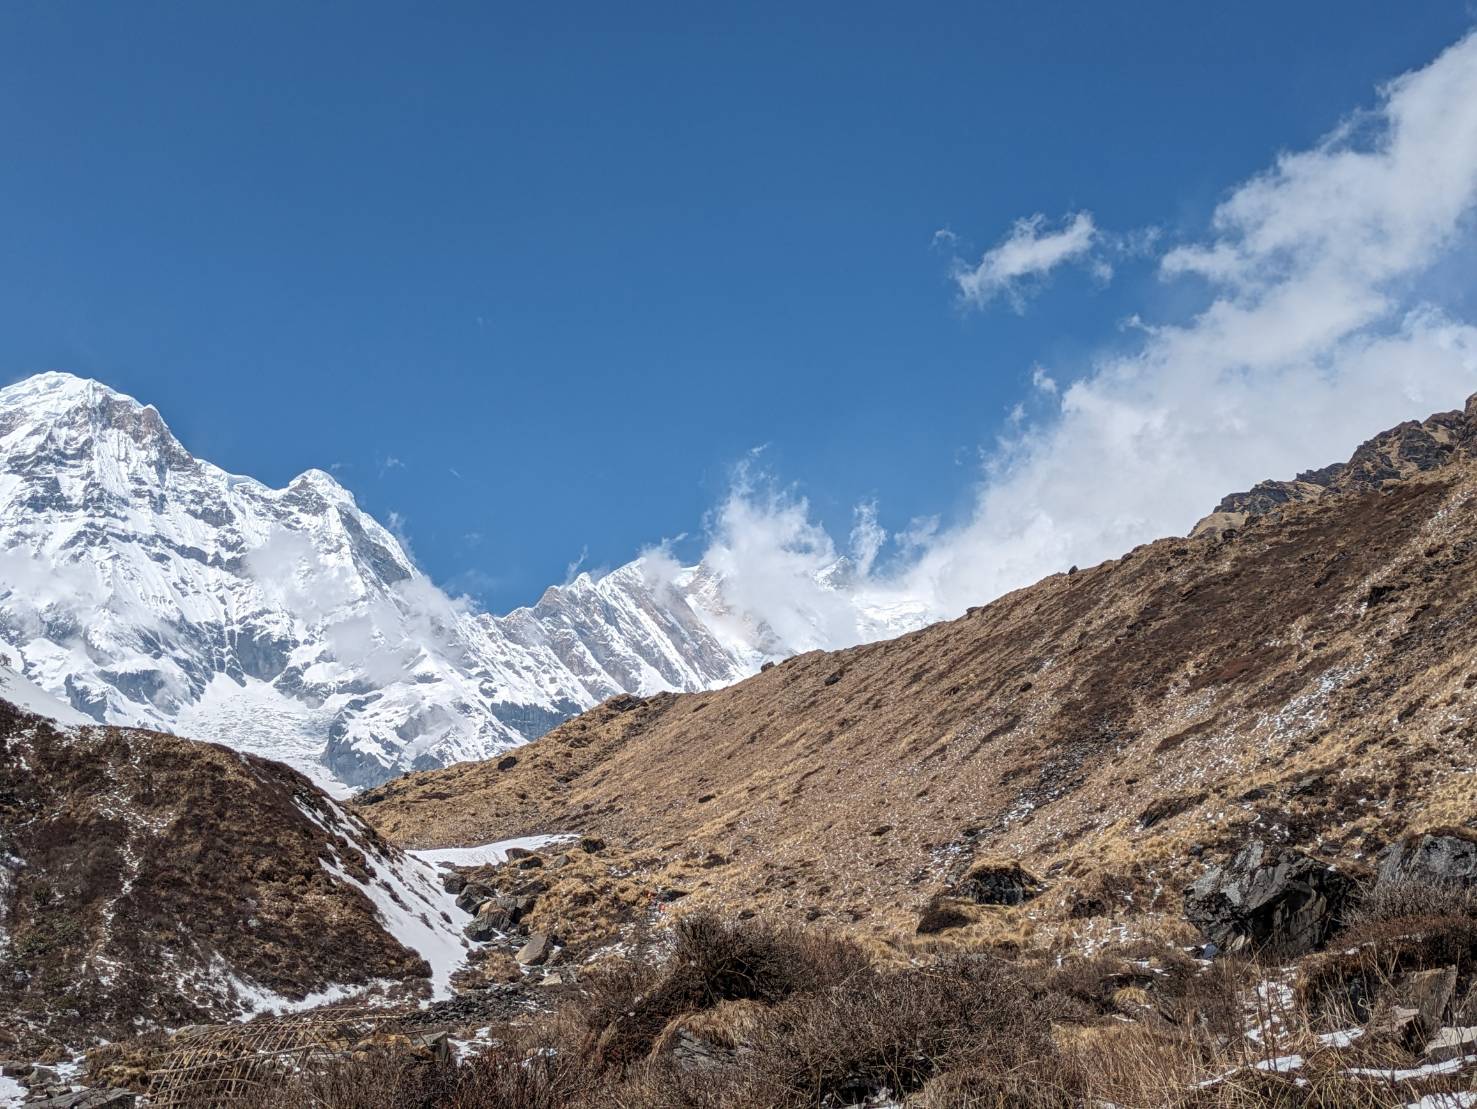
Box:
[1193,396,1477,534]
[1184,842,1355,956]
[1377,830,1477,888]
[953,862,1044,906]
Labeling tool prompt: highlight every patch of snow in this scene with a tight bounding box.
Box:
[1254,1054,1304,1073]
[1406,1095,1477,1109]
[1347,1055,1475,1080]
[0,1076,22,1109]
[449,1025,497,1062]
[304,798,472,1000]
[0,662,88,726]
[229,975,398,1017]
[1318,1028,1364,1048]
[410,835,577,869]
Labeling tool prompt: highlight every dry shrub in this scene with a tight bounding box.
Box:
[576,912,868,1072]
[220,1051,462,1109]
[1301,876,1477,1023]
[216,1035,604,1109]
[910,1064,1077,1108]
[733,954,1061,1106]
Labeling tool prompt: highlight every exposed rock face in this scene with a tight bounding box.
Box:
[1193,395,1477,534]
[1377,831,1477,889]
[1183,842,1355,956]
[0,690,467,1055]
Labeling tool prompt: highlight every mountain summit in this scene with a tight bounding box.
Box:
[0,372,769,789]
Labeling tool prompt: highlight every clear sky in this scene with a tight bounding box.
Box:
[2,2,1474,611]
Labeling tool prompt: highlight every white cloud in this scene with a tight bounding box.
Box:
[563,546,590,584]
[951,211,1099,309]
[690,30,1477,650]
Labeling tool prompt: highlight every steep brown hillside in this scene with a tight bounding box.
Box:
[0,701,469,1057]
[359,399,1477,949]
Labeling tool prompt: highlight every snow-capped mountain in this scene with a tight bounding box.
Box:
[0,372,932,792]
[0,373,755,790]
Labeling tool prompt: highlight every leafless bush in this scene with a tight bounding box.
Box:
[574,912,869,1072]
[733,954,1060,1106]
[1347,877,1477,932]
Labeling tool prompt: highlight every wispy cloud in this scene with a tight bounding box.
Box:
[949,211,1100,310]
[384,510,414,556]
[563,546,590,583]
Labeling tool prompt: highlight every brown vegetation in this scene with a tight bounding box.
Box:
[359,399,1477,954]
[0,703,443,1056]
[168,912,1477,1108]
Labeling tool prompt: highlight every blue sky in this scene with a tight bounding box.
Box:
[2,2,1475,611]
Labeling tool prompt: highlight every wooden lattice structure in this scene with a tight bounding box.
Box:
[148,1007,411,1108]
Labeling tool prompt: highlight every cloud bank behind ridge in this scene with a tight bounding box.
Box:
[659,29,1477,654]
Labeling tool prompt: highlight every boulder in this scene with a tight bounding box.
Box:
[464,901,514,942]
[495,892,536,922]
[1377,831,1477,888]
[516,932,553,966]
[1423,1026,1477,1064]
[1395,967,1458,1041]
[440,871,467,895]
[1183,841,1354,956]
[504,847,534,861]
[955,862,1043,906]
[455,881,495,915]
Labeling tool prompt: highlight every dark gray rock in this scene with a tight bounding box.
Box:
[954,862,1043,906]
[1184,841,1354,956]
[1377,831,1477,888]
[465,900,516,941]
[25,1086,137,1107]
[455,881,496,915]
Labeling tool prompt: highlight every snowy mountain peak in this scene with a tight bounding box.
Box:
[0,373,774,792]
[0,373,933,792]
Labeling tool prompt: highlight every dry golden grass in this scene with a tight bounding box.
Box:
[361,430,1477,951]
